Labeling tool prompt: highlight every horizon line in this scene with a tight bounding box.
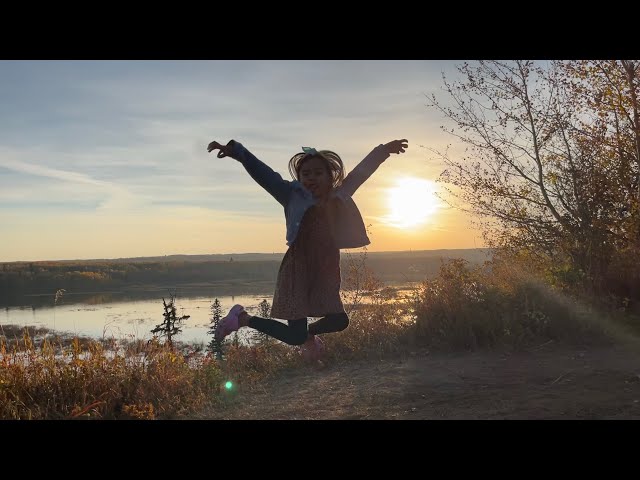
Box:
[1,247,493,264]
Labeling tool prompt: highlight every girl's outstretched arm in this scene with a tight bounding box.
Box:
[208,139,292,206]
[340,139,408,197]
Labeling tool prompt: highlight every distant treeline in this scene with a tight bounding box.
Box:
[0,249,492,304]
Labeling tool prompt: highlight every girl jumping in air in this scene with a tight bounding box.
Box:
[207,138,408,360]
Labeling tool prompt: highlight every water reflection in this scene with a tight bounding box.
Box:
[1,290,275,345]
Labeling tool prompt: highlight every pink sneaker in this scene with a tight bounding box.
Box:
[215,304,245,341]
[300,335,325,362]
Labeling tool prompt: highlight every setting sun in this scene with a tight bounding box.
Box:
[384,177,439,228]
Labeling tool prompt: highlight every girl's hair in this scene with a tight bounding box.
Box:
[288,150,345,188]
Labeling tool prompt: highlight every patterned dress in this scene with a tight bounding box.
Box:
[270,203,345,320]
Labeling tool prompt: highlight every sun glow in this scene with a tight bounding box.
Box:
[384,177,439,229]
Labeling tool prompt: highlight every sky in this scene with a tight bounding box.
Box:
[0,60,484,262]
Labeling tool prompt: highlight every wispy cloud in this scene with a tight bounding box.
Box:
[0,157,107,186]
[0,153,140,213]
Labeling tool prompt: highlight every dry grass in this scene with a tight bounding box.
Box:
[0,332,224,419]
[408,257,634,351]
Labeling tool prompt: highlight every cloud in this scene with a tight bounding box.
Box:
[0,153,140,212]
[0,156,107,187]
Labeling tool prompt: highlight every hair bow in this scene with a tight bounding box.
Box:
[301,146,318,155]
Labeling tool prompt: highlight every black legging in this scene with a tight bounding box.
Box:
[248,312,349,346]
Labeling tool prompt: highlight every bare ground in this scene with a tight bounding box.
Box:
[201,342,640,419]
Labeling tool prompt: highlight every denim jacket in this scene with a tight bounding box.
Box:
[229,140,390,249]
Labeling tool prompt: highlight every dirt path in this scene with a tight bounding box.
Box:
[201,342,640,419]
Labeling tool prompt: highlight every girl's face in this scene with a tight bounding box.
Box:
[299,156,332,199]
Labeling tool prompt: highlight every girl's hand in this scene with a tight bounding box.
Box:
[384,139,408,155]
[207,140,233,158]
